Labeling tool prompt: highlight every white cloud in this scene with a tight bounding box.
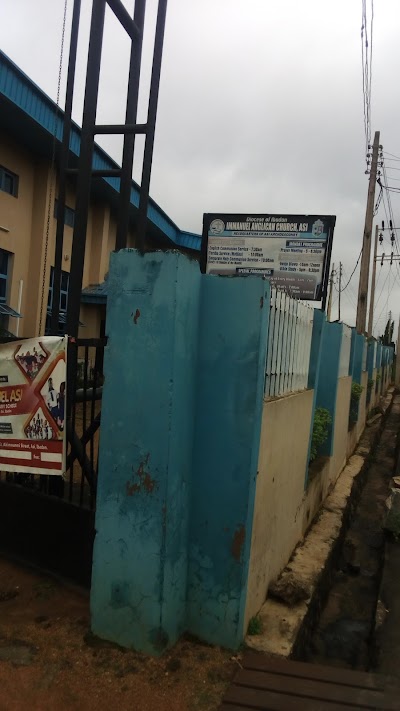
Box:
[1,0,400,334]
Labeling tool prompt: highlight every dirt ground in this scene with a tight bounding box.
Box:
[0,557,238,711]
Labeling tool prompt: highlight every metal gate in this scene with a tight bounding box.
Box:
[0,337,105,587]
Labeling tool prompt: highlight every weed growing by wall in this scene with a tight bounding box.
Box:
[310,407,332,462]
[349,382,363,426]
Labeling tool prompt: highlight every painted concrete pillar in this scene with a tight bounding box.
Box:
[366,340,376,407]
[349,331,365,385]
[305,309,326,481]
[367,340,376,382]
[186,277,270,649]
[314,321,344,456]
[91,250,201,655]
[91,249,270,654]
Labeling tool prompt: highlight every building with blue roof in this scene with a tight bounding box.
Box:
[0,50,201,338]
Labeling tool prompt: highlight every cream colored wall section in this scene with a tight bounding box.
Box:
[357,370,368,436]
[25,161,54,337]
[245,389,314,625]
[368,368,378,412]
[0,131,138,339]
[245,376,356,627]
[0,133,36,336]
[347,370,368,459]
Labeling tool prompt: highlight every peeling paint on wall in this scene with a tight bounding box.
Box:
[231,525,246,562]
[133,308,141,324]
[126,455,157,496]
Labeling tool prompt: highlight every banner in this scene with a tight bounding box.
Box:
[201,213,336,301]
[0,336,67,476]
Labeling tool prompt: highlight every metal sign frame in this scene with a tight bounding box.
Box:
[201,213,336,309]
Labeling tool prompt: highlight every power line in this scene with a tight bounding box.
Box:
[379,154,400,281]
[340,249,362,291]
[383,150,400,161]
[361,0,374,159]
[374,269,395,334]
[373,268,390,315]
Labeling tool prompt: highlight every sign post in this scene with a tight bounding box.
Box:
[201,213,336,306]
[0,336,67,476]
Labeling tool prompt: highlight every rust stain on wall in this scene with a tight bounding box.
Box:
[231,525,245,561]
[126,455,157,496]
[133,308,141,324]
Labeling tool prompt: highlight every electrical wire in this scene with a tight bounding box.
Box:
[383,150,400,161]
[374,268,396,335]
[361,0,374,160]
[380,158,400,280]
[373,268,390,318]
[340,249,362,291]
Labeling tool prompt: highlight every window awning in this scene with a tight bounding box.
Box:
[47,309,84,327]
[0,304,22,318]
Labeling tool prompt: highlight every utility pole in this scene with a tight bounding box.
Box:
[396,317,400,387]
[338,262,342,321]
[367,224,379,337]
[327,263,335,322]
[356,130,380,334]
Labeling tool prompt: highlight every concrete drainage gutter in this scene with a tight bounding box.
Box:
[245,388,394,659]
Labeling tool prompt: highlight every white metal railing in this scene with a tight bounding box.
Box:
[265,289,314,398]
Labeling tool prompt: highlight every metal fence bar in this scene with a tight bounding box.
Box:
[287,299,298,393]
[265,289,277,396]
[265,290,314,399]
[279,293,289,396]
[271,291,283,397]
[274,292,285,396]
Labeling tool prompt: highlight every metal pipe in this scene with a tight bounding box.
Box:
[67,0,106,339]
[115,0,146,251]
[51,0,82,335]
[136,0,169,252]
[93,123,147,135]
[106,0,141,39]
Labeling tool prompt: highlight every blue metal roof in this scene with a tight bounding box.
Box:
[81,282,108,305]
[0,50,202,253]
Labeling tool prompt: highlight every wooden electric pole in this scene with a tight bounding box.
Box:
[327,263,335,322]
[367,225,379,337]
[356,130,380,334]
[338,262,342,321]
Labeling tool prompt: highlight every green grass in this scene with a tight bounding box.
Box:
[247,615,263,636]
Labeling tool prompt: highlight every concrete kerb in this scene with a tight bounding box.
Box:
[245,387,395,659]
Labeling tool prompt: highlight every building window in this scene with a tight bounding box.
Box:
[0,249,10,333]
[0,165,19,197]
[54,199,75,228]
[0,249,9,304]
[46,267,70,335]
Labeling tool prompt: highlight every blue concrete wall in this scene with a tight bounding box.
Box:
[186,277,270,649]
[314,322,344,456]
[91,250,270,653]
[91,250,201,654]
[349,331,365,385]
[367,340,376,380]
[305,309,326,484]
[349,328,356,378]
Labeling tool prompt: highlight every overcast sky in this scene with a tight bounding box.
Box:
[1,0,400,336]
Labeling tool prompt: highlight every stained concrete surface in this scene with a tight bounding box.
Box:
[374,540,400,678]
[305,395,400,671]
